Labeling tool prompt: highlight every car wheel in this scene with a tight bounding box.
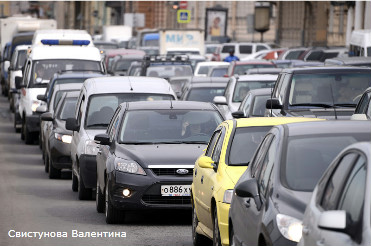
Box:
[72,171,78,192]
[20,119,25,140]
[105,178,124,224]
[44,154,49,173]
[192,202,212,246]
[96,177,105,213]
[213,208,222,246]
[229,224,236,246]
[48,157,61,179]
[38,132,42,149]
[78,169,92,200]
[14,116,20,133]
[23,120,33,145]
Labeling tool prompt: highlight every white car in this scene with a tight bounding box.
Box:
[16,41,104,144]
[193,61,229,77]
[213,74,278,119]
[65,76,177,200]
[220,42,271,60]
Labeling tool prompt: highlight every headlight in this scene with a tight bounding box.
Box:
[84,139,99,155]
[276,214,303,243]
[31,100,41,112]
[115,159,146,175]
[223,189,233,204]
[55,133,72,144]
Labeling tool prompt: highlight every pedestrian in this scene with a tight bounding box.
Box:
[223,49,239,62]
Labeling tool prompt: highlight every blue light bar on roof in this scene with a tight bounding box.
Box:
[41,39,90,46]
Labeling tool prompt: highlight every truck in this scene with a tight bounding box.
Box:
[159,29,205,56]
[349,29,371,57]
[102,25,132,43]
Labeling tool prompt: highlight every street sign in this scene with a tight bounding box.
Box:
[179,1,188,9]
[177,10,191,23]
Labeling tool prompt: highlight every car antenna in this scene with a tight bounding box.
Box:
[270,83,273,117]
[330,84,338,120]
[128,77,133,91]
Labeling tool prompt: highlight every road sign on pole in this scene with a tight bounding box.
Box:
[177,9,191,23]
[179,1,188,9]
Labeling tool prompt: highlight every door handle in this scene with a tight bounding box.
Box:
[201,176,204,184]
[316,239,325,246]
[97,151,102,155]
[302,226,309,235]
[245,198,251,208]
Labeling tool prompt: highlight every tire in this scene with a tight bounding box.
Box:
[14,116,20,133]
[48,157,61,179]
[213,208,222,246]
[44,154,49,173]
[192,203,212,246]
[96,177,105,213]
[22,119,33,145]
[78,169,92,200]
[38,132,42,149]
[229,224,236,246]
[105,178,124,224]
[72,171,78,192]
[20,119,25,140]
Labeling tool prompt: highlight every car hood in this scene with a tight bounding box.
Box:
[115,144,207,168]
[85,129,106,140]
[285,107,355,120]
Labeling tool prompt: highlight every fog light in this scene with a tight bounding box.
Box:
[122,189,131,197]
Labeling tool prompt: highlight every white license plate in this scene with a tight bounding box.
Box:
[161,185,191,196]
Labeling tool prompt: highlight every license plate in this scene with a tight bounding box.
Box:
[161,185,191,196]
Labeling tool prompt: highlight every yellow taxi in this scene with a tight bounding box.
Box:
[191,117,324,246]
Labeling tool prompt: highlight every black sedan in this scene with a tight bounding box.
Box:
[229,120,371,246]
[94,101,224,224]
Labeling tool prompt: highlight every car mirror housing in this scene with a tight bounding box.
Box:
[318,210,346,230]
[94,133,110,145]
[213,96,227,105]
[36,105,47,114]
[197,156,214,169]
[232,110,245,118]
[235,178,262,210]
[65,118,79,132]
[266,98,282,109]
[15,76,24,89]
[40,112,53,121]
[37,94,47,102]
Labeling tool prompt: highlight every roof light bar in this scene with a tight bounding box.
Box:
[40,39,90,46]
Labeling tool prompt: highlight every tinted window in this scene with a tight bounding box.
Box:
[222,45,235,53]
[120,110,223,144]
[186,87,226,102]
[212,128,226,164]
[233,80,276,102]
[285,50,305,59]
[206,130,221,157]
[321,153,358,210]
[58,97,78,120]
[258,136,277,197]
[239,45,253,54]
[283,134,370,191]
[229,126,272,166]
[306,50,324,61]
[86,93,174,128]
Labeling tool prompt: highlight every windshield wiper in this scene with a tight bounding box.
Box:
[290,103,335,108]
[334,103,357,107]
[86,123,108,127]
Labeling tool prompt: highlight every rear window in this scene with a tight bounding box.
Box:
[211,68,228,77]
[233,80,275,102]
[239,45,252,54]
[186,87,226,102]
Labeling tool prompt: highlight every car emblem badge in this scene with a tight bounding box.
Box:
[176,169,189,175]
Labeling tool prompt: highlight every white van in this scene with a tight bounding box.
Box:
[16,41,103,144]
[349,29,371,57]
[32,29,94,46]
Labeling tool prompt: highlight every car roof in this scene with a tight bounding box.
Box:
[190,77,229,83]
[64,90,80,98]
[237,74,278,81]
[281,66,371,73]
[189,82,228,88]
[325,57,371,65]
[280,120,371,137]
[125,100,217,111]
[14,45,30,51]
[234,60,274,65]
[29,45,101,61]
[234,117,324,128]
[83,76,175,96]
[54,83,84,91]
[196,62,229,66]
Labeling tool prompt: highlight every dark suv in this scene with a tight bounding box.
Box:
[265,67,371,119]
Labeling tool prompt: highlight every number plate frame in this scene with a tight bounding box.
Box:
[160,185,191,196]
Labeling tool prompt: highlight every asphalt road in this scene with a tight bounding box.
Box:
[0,95,194,246]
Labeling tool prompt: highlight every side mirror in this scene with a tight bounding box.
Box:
[176,91,182,99]
[15,76,24,89]
[65,118,80,132]
[318,210,346,230]
[37,94,47,102]
[213,96,227,105]
[40,112,53,121]
[94,133,110,145]
[232,110,245,118]
[36,105,47,113]
[4,60,10,72]
[235,178,262,210]
[197,156,214,169]
[266,98,282,109]
[350,114,368,121]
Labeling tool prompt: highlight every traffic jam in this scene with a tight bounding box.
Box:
[1,1,371,246]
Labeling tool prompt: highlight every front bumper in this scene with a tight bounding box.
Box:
[25,114,41,133]
[49,137,72,169]
[79,154,97,189]
[107,170,193,210]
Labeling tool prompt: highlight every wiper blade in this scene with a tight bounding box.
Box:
[121,142,156,145]
[290,103,334,108]
[334,103,356,107]
[86,123,109,127]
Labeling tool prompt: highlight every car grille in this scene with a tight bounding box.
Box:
[142,195,191,205]
[150,168,193,176]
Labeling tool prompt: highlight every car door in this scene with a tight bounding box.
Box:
[19,60,31,116]
[318,153,367,246]
[71,93,85,170]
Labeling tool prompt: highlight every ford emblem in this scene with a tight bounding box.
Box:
[176,169,189,175]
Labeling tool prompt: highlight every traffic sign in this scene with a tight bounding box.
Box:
[177,10,191,23]
[179,1,188,9]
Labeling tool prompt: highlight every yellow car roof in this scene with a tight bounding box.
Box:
[233,117,325,128]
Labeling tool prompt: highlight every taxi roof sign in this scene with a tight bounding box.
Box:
[177,10,191,24]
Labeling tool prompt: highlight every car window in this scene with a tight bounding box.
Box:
[211,127,226,165]
[257,136,277,197]
[107,107,121,140]
[206,130,221,157]
[77,95,85,126]
[252,134,274,177]
[239,45,252,54]
[222,45,235,53]
[252,95,270,117]
[186,87,226,102]
[355,92,370,114]
[320,153,358,210]
[257,45,268,52]
[58,97,78,120]
[242,93,252,115]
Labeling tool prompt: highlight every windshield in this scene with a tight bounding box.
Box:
[206,46,217,54]
[229,126,272,165]
[288,73,371,106]
[282,133,371,192]
[15,50,27,69]
[86,93,174,128]
[368,47,371,57]
[186,87,226,102]
[58,97,78,120]
[234,64,275,75]
[211,68,228,77]
[95,43,119,50]
[113,59,141,71]
[120,110,223,144]
[233,80,276,102]
[252,95,270,116]
[146,65,193,78]
[30,60,101,88]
